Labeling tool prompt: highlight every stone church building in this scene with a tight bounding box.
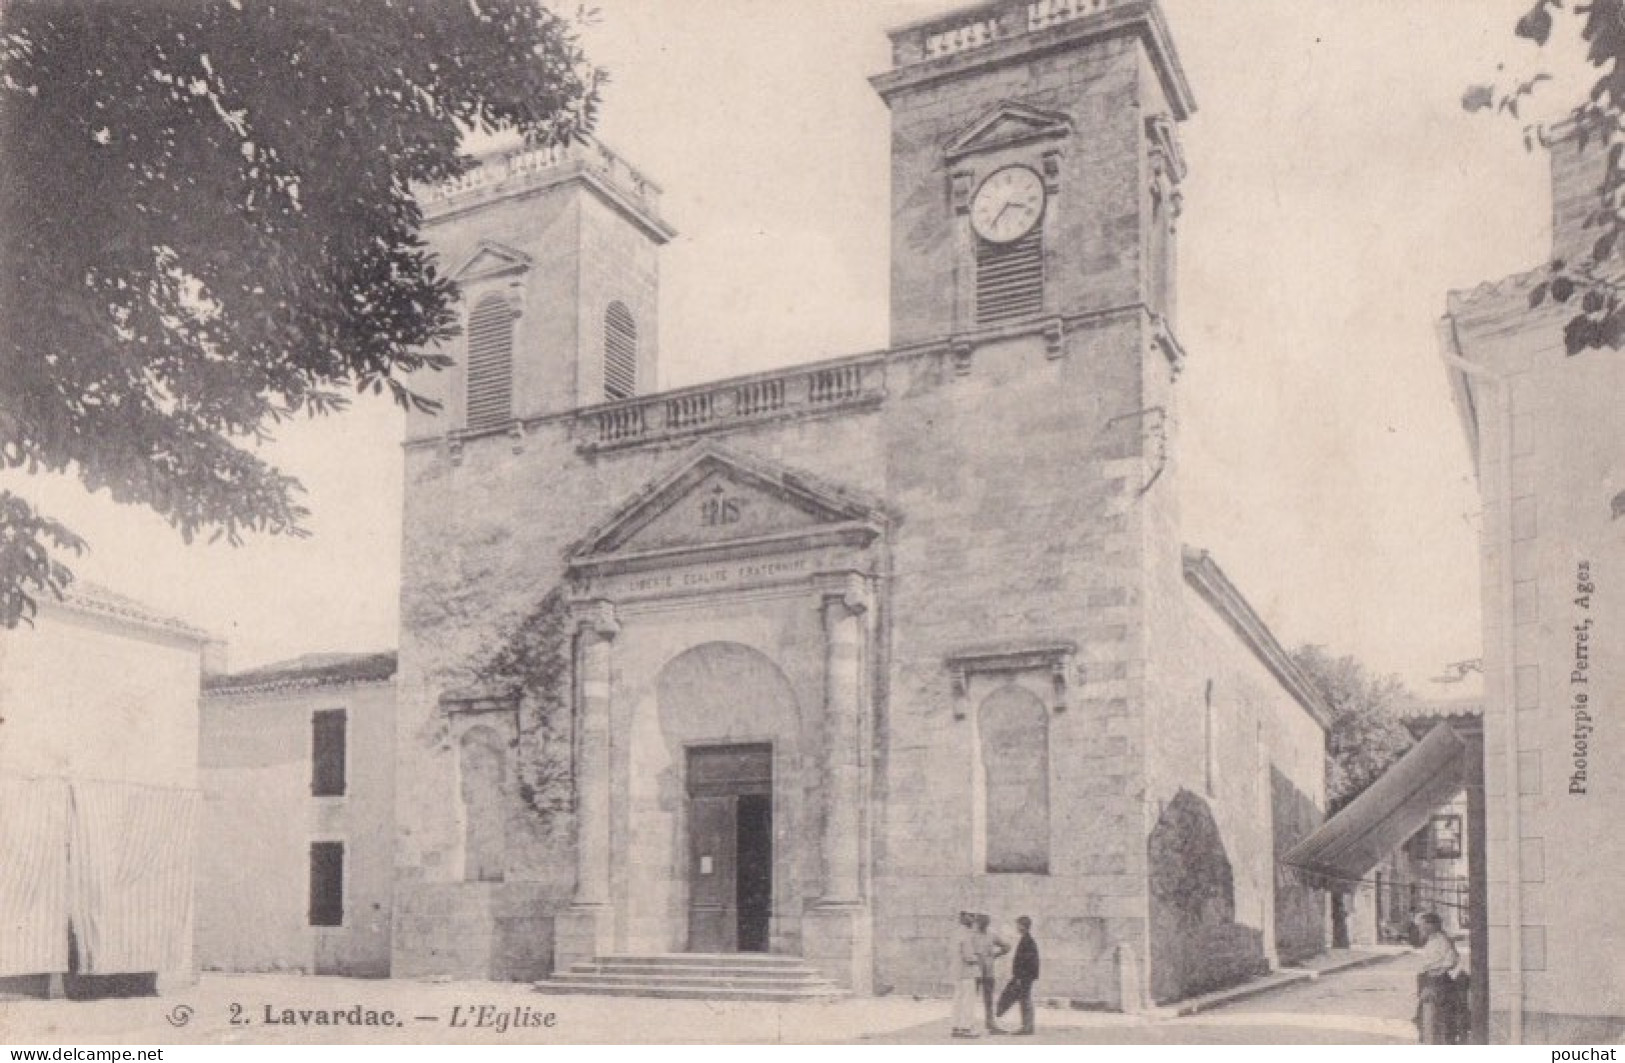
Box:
[392,0,1331,1006]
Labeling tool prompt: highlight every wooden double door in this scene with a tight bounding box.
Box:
[686,744,773,953]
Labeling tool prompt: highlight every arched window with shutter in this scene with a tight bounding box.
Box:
[465,294,513,431]
[603,301,638,401]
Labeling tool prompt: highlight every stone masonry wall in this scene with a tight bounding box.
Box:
[395,311,1166,999]
[886,37,1146,347]
[396,7,1184,999]
[1148,577,1328,995]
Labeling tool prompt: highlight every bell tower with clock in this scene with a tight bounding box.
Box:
[870,0,1195,348]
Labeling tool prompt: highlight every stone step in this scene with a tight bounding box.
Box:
[536,953,847,1002]
[550,969,837,990]
[534,978,845,1002]
[589,952,809,968]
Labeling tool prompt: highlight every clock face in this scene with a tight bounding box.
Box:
[970,165,1046,244]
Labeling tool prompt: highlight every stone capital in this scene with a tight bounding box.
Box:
[570,598,620,640]
[813,571,872,618]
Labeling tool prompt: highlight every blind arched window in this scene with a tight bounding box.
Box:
[604,301,638,401]
[980,684,1050,874]
[465,294,514,431]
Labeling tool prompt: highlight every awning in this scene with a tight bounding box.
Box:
[1280,722,1468,883]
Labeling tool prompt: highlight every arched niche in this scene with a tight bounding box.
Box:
[978,683,1050,874]
[458,724,510,883]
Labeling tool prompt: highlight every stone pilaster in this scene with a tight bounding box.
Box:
[555,599,618,972]
[805,572,873,992]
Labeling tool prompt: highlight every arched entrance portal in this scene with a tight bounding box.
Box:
[632,641,802,955]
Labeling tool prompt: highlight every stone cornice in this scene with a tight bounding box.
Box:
[421,142,674,246]
[438,684,520,716]
[945,638,1078,717]
[873,0,1194,122]
[1182,547,1333,730]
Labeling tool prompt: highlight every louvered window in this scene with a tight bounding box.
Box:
[975,230,1044,324]
[604,301,638,401]
[465,294,513,431]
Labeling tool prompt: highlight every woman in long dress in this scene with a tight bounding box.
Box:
[950,911,983,1037]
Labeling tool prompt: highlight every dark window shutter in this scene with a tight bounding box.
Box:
[312,709,346,797]
[975,231,1044,325]
[308,841,344,927]
[465,294,514,430]
[604,301,638,401]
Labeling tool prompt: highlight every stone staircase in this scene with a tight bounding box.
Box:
[535,953,847,1001]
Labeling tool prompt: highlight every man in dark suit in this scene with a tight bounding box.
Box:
[995,915,1039,1035]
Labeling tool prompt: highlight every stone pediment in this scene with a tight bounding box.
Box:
[451,240,533,283]
[568,448,884,574]
[945,102,1073,161]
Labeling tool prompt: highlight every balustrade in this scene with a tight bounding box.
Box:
[896,0,1129,67]
[420,138,660,213]
[581,357,884,451]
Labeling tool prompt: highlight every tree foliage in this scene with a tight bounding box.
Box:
[0,0,602,624]
[1291,645,1416,813]
[1466,0,1625,354]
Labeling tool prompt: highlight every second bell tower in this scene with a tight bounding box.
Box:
[871,0,1194,348]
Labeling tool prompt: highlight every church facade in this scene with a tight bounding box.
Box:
[392,0,1330,1006]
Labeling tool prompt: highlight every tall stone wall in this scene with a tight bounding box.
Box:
[1141,570,1328,1001]
[870,317,1164,1004]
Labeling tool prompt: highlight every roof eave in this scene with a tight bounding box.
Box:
[1183,547,1334,730]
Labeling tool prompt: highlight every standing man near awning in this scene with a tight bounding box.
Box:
[1415,912,1461,1043]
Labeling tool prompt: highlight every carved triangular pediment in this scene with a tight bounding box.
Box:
[945,102,1073,161]
[568,447,884,570]
[451,240,533,283]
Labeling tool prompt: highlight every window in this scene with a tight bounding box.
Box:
[1430,815,1463,860]
[311,708,346,797]
[308,841,344,927]
[465,293,514,431]
[604,301,638,401]
[975,231,1044,325]
[1203,679,1216,795]
[979,685,1050,873]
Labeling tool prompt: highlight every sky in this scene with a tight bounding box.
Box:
[6,0,1594,692]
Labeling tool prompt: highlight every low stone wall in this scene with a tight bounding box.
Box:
[393,882,555,982]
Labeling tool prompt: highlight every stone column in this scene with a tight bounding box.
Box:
[555,599,618,972]
[804,572,873,993]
